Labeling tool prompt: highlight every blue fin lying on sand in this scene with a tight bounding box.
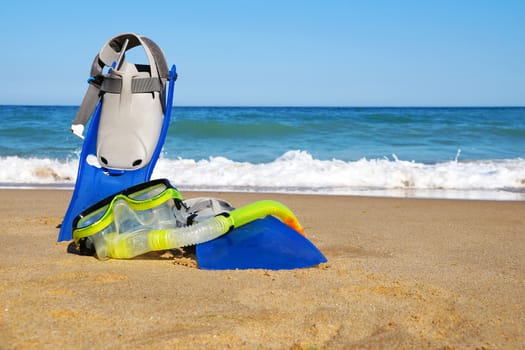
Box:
[58,33,177,242]
[196,216,327,270]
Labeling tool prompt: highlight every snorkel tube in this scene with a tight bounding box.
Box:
[91,200,304,259]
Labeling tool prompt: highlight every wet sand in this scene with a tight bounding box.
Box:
[0,189,524,349]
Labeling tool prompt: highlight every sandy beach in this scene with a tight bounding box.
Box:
[0,189,523,349]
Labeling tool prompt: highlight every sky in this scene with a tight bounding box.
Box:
[0,0,523,107]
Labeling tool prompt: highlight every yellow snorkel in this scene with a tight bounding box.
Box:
[229,200,305,236]
[89,200,304,260]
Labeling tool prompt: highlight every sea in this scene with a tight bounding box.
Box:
[1,105,524,201]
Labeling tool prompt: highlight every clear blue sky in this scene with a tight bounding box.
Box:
[0,0,523,106]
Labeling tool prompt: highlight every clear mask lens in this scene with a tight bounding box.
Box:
[86,197,181,259]
[112,198,178,234]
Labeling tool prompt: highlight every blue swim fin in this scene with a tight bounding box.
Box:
[196,216,327,270]
[58,33,177,242]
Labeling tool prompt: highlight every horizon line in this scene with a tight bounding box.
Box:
[1,104,524,109]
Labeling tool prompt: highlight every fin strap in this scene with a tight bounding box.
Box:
[100,77,163,94]
[70,33,169,138]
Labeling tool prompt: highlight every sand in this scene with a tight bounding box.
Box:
[0,189,524,349]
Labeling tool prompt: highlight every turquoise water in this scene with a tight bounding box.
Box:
[1,105,524,199]
[165,106,525,163]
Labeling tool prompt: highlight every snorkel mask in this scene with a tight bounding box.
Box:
[73,179,305,260]
[73,179,185,258]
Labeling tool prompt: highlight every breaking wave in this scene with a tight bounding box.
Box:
[1,150,524,200]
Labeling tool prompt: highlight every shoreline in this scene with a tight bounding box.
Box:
[1,189,524,348]
[0,184,524,202]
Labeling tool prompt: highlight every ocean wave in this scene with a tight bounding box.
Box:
[1,151,524,200]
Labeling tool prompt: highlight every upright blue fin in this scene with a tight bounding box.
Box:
[57,65,177,242]
[196,216,327,270]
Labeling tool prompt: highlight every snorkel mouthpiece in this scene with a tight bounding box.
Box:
[84,200,304,260]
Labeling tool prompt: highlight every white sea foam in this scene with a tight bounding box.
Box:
[0,156,78,184]
[1,151,524,200]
